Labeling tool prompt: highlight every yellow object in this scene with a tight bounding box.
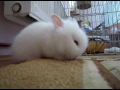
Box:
[86,40,108,54]
[99,43,108,52]
[96,42,104,52]
[81,21,90,27]
[86,41,96,54]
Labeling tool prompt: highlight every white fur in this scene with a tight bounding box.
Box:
[11,14,89,61]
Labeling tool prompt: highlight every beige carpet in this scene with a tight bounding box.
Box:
[0,55,120,89]
[0,59,83,89]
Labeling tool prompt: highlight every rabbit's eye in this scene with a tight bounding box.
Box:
[74,40,79,46]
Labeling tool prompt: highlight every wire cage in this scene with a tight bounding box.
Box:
[54,1,120,55]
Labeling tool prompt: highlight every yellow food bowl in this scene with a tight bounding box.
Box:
[86,38,109,54]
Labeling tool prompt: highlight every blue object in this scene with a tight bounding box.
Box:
[83,24,92,31]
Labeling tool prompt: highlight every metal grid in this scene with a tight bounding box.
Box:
[54,1,120,55]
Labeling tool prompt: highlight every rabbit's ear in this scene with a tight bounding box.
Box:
[51,15,63,28]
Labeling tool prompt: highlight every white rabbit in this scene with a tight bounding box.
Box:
[11,14,89,61]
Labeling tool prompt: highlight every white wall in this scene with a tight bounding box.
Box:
[0,1,24,56]
[32,1,54,17]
